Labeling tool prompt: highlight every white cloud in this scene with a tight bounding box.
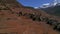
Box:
[43,3,50,5]
[40,3,50,8]
[54,0,60,3]
[34,3,50,9]
[54,3,57,5]
[34,7,38,9]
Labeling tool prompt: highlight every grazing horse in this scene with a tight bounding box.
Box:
[35,15,41,21]
[16,11,22,16]
[28,14,35,19]
[52,20,58,26]
[42,17,49,22]
[32,14,37,21]
[27,13,36,21]
[46,19,54,25]
[57,24,60,31]
[53,23,60,31]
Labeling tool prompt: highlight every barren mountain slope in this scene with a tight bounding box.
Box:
[0,0,60,34]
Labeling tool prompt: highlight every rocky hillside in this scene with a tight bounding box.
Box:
[0,0,60,34]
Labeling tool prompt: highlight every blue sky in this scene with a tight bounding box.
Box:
[17,0,53,7]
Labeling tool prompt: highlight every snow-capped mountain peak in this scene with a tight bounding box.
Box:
[34,0,60,9]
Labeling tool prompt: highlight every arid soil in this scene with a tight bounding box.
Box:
[0,0,60,34]
[0,8,60,34]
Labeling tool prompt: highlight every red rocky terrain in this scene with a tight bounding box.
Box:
[0,0,60,34]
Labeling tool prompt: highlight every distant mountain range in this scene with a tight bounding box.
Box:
[35,3,60,17]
